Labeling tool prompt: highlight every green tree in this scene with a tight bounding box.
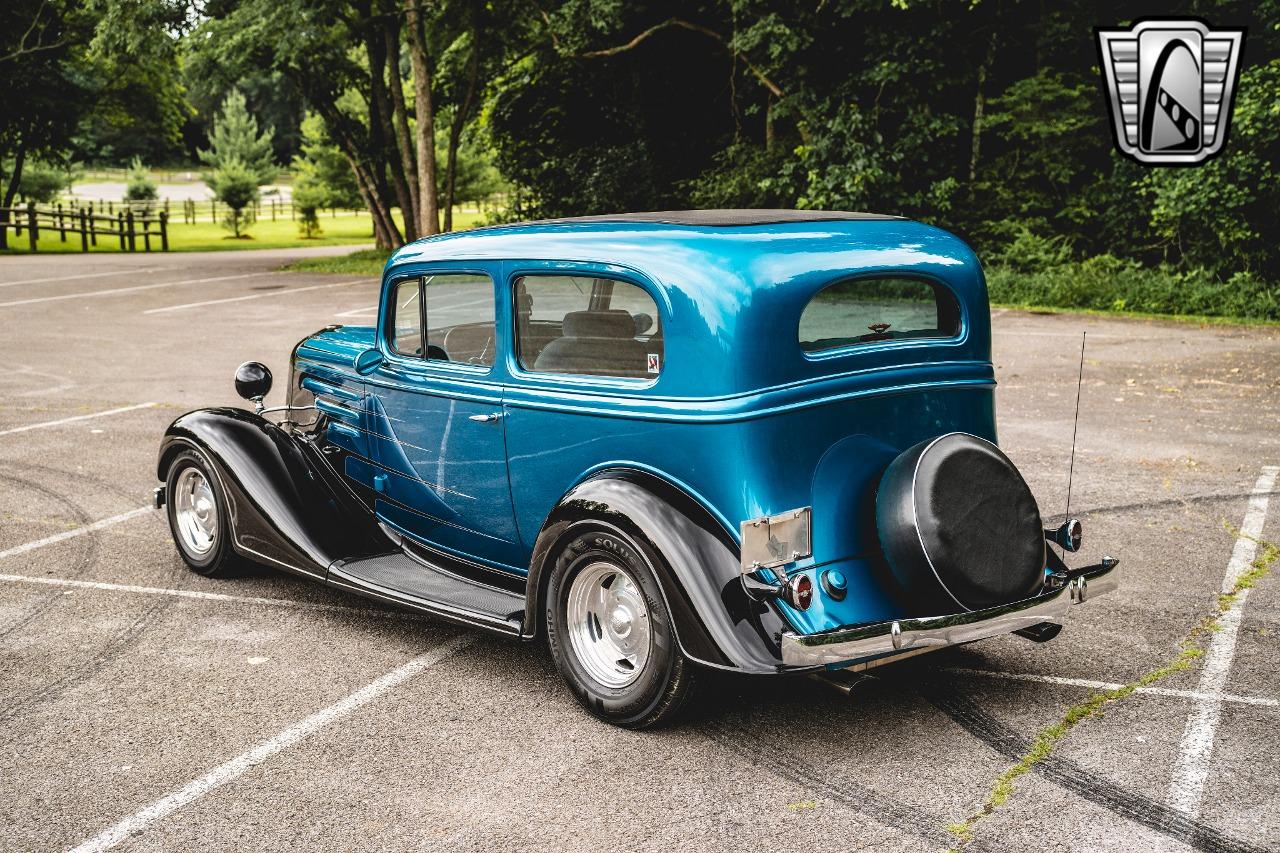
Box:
[290,112,361,210]
[209,157,259,238]
[199,89,277,187]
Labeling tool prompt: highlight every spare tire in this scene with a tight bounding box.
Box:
[876,433,1045,614]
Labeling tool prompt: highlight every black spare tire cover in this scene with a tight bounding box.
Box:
[876,433,1045,613]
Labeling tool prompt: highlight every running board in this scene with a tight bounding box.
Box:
[328,552,526,635]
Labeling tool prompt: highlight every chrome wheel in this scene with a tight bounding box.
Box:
[566,561,652,688]
[173,466,218,556]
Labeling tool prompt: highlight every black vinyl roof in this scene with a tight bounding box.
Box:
[534,209,904,227]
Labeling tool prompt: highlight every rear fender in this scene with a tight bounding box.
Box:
[524,470,793,673]
[157,408,392,577]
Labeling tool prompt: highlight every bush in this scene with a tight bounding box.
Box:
[982,223,1075,273]
[125,157,158,203]
[14,159,77,204]
[985,257,1280,322]
[209,158,259,238]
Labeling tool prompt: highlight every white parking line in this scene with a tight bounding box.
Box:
[67,634,475,853]
[144,278,368,315]
[1166,464,1279,819]
[334,305,378,318]
[0,266,174,288]
[945,668,1279,709]
[0,272,272,308]
[0,572,426,621]
[0,402,157,437]
[0,507,153,561]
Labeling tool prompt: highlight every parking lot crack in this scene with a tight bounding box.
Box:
[943,530,1279,851]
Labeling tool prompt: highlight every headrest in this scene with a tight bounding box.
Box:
[561,310,636,339]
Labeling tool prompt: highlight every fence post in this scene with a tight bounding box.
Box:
[143,215,152,252]
[27,202,37,251]
[108,200,114,215]
[160,211,169,252]
[58,203,67,242]
[79,209,88,252]
[89,207,98,246]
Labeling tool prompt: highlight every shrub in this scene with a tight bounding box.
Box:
[985,257,1280,322]
[14,159,77,204]
[125,157,158,203]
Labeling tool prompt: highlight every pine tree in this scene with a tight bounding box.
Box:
[198,90,276,187]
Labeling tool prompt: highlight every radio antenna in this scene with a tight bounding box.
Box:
[1063,332,1087,545]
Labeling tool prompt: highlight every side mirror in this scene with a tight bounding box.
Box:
[234,361,273,405]
[353,348,385,375]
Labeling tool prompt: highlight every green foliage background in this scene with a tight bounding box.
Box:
[487,0,1279,314]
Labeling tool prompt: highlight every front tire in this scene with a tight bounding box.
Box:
[164,449,240,578]
[545,527,696,729]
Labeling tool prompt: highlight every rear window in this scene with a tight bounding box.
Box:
[799,277,961,353]
[514,275,662,379]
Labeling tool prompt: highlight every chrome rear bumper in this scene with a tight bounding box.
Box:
[780,557,1120,667]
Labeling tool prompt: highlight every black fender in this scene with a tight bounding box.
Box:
[523,470,794,674]
[157,408,393,578]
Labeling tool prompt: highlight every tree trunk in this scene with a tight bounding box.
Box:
[364,5,417,242]
[405,0,440,236]
[0,145,24,250]
[347,152,393,248]
[970,32,996,183]
[443,22,480,232]
[385,16,420,222]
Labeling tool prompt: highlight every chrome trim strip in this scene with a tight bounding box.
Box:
[781,558,1120,667]
[340,446,477,501]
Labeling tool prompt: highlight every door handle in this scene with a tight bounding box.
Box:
[468,412,504,423]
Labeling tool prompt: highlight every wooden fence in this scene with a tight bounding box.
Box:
[50,197,360,225]
[0,203,169,252]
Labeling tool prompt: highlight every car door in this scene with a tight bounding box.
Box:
[357,268,523,571]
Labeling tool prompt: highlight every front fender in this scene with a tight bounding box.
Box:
[525,470,796,673]
[157,408,392,578]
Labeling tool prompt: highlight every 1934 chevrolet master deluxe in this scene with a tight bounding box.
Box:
[156,210,1119,728]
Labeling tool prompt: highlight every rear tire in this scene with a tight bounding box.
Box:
[545,527,695,729]
[164,449,241,578]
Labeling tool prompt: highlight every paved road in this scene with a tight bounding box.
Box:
[1,249,1277,852]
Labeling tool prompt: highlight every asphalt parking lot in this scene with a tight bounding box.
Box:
[1,248,1278,853]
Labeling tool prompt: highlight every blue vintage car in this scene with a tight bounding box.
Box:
[156,210,1119,728]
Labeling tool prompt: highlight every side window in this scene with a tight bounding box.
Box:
[515,275,662,379]
[799,277,961,354]
[389,278,423,356]
[423,273,496,367]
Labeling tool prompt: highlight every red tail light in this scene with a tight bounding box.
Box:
[786,574,814,610]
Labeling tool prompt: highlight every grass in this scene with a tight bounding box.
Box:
[285,247,394,276]
[0,208,484,255]
[945,529,1280,850]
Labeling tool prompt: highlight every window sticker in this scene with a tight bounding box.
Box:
[647,353,660,374]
